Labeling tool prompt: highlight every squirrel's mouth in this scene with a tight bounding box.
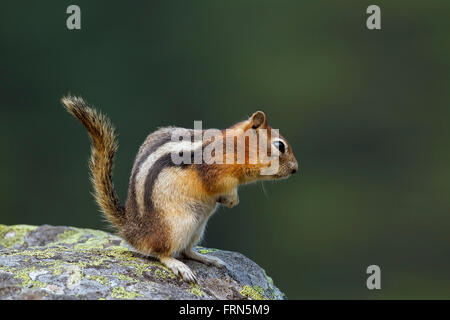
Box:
[273,168,297,180]
[263,172,290,181]
[275,174,291,180]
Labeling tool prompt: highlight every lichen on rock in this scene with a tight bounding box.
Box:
[0,224,286,300]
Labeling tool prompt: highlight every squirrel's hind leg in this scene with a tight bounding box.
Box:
[181,220,226,268]
[182,249,225,268]
[159,255,197,283]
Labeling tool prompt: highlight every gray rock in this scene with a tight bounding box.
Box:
[0,224,285,300]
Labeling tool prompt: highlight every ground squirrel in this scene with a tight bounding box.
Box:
[62,96,298,282]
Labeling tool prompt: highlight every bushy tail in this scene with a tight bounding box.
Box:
[62,96,125,228]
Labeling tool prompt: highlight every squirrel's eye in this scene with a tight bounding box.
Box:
[273,141,286,153]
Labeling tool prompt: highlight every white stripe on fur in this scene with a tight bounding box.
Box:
[135,139,203,216]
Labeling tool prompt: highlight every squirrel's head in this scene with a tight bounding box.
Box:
[227,111,298,182]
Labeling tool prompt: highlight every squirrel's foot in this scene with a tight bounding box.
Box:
[183,249,226,268]
[217,191,239,208]
[159,256,197,283]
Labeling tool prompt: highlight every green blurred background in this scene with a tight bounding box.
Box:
[1,1,449,299]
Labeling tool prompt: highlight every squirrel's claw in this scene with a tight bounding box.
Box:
[160,256,198,283]
[217,193,239,208]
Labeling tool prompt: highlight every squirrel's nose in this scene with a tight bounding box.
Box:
[291,161,299,174]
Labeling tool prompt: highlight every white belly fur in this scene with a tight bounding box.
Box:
[152,167,217,254]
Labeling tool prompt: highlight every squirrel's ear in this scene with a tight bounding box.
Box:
[250,111,267,129]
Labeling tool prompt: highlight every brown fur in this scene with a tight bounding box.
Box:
[61,96,125,229]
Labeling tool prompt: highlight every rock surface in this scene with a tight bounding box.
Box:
[0,224,285,300]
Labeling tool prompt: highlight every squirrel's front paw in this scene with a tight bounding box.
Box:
[217,194,239,208]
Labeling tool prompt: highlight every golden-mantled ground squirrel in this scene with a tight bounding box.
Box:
[62,96,298,282]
